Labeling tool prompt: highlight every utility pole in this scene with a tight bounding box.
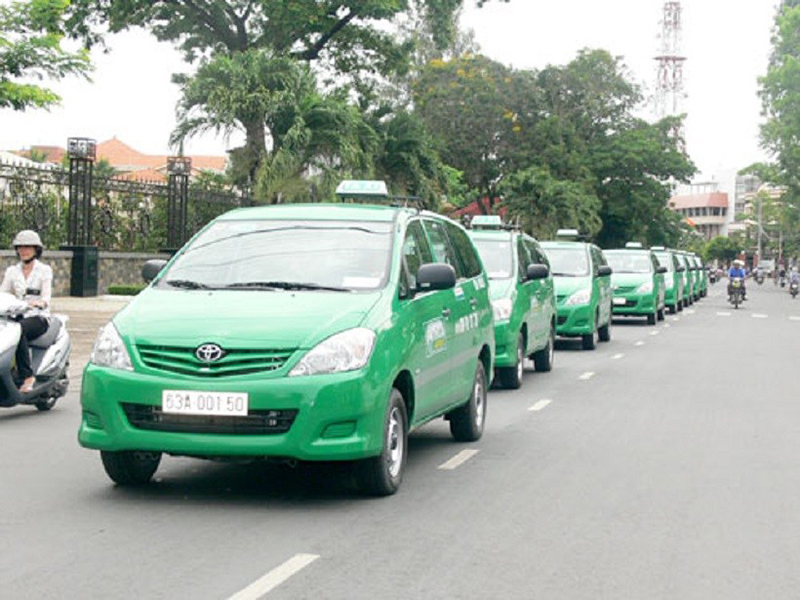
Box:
[757,193,763,265]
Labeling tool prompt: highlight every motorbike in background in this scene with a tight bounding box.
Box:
[0,293,71,411]
[791,280,799,299]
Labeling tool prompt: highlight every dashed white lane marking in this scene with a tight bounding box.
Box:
[717,312,731,317]
[635,341,645,347]
[612,353,625,360]
[578,371,595,380]
[228,554,320,600]
[791,316,800,322]
[663,323,671,328]
[529,399,552,412]
[753,313,769,319]
[685,309,696,315]
[650,330,660,336]
[438,449,480,470]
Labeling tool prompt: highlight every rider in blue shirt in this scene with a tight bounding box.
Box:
[728,261,747,300]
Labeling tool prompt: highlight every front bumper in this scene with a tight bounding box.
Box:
[78,364,387,461]
[493,321,519,367]
[611,293,656,316]
[555,304,594,337]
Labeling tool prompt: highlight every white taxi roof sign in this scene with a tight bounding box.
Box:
[556,229,580,238]
[625,242,644,249]
[471,215,504,229]
[335,180,389,198]
[651,246,665,251]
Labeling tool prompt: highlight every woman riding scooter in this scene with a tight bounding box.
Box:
[0,230,52,392]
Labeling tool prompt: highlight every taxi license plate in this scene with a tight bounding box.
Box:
[613,297,627,306]
[162,390,248,416]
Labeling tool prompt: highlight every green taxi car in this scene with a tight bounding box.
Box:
[541,232,613,351]
[691,253,708,298]
[603,244,666,325]
[652,247,685,314]
[79,187,495,496]
[676,252,695,307]
[468,216,556,390]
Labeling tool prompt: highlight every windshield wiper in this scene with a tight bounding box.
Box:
[165,279,212,290]
[225,281,350,292]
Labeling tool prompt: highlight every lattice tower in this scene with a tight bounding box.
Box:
[654,1,686,119]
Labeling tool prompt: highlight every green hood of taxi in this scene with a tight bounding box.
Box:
[114,288,382,350]
[551,275,592,296]
[611,273,650,288]
[488,278,515,301]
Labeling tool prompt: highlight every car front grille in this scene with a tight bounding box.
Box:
[121,403,298,435]
[613,286,636,294]
[137,345,295,377]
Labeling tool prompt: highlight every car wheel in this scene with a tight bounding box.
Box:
[598,314,611,343]
[647,312,657,325]
[498,333,524,389]
[657,307,665,321]
[35,397,57,411]
[533,326,555,371]
[356,389,408,496]
[100,451,161,486]
[449,361,487,442]
[669,304,676,315]
[581,331,596,350]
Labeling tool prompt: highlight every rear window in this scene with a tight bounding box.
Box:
[542,247,590,277]
[604,251,653,274]
[472,239,514,279]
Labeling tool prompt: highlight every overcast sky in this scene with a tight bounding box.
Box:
[0,0,779,184]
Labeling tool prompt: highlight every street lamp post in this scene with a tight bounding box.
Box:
[62,137,99,296]
[165,156,191,252]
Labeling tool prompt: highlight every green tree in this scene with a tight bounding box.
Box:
[0,0,91,110]
[704,235,740,264]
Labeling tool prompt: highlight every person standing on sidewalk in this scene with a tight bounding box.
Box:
[0,230,52,392]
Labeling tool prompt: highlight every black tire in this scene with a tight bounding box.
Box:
[533,326,555,371]
[657,307,665,321]
[356,389,407,496]
[449,361,488,442]
[647,312,657,325]
[598,315,611,343]
[498,333,524,389]
[100,451,161,486]
[669,304,676,315]
[35,397,57,411]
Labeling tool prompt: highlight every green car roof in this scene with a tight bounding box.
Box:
[218,203,413,223]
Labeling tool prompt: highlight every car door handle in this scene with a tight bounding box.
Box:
[442,308,452,318]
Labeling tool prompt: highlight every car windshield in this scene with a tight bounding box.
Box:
[159,219,393,291]
[472,239,513,279]
[605,252,652,274]
[542,247,589,277]
[654,253,674,272]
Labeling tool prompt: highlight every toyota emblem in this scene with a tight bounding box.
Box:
[195,343,225,362]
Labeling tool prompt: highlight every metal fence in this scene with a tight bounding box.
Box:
[0,160,247,252]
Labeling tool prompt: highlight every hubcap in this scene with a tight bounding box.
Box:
[548,331,554,362]
[386,407,404,478]
[516,341,524,381]
[474,375,485,428]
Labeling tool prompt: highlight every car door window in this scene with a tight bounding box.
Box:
[402,220,434,293]
[423,220,460,275]
[442,221,482,279]
[517,238,533,279]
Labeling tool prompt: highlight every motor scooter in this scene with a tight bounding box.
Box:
[0,293,71,411]
[729,278,745,309]
[791,280,799,299]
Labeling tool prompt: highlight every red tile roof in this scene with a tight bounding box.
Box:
[453,199,507,217]
[669,192,729,210]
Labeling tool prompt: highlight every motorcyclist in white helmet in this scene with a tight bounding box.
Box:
[0,230,53,392]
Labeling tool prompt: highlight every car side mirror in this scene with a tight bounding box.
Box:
[526,264,549,281]
[142,259,168,283]
[597,265,612,277]
[417,263,457,292]
[657,266,668,274]
[677,266,686,272]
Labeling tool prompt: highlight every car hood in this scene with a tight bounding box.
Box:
[488,278,515,301]
[611,273,649,288]
[552,275,592,297]
[114,287,383,350]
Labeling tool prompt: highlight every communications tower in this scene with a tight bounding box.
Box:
[654,1,686,119]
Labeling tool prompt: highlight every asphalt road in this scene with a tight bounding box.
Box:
[1,283,799,599]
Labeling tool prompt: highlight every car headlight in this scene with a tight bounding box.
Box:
[289,328,376,377]
[90,322,133,371]
[565,288,591,306]
[491,298,513,322]
[664,276,674,289]
[636,281,654,295]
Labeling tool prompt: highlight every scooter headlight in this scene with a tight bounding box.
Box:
[90,322,133,371]
[289,328,376,377]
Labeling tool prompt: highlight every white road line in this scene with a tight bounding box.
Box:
[686,309,696,315]
[650,330,660,336]
[228,554,319,600]
[662,323,671,328]
[578,371,595,380]
[611,353,625,360]
[717,312,731,317]
[753,313,768,319]
[438,449,480,470]
[790,316,800,322]
[635,341,645,347]
[529,399,552,412]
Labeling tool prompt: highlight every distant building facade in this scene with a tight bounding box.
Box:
[668,187,730,240]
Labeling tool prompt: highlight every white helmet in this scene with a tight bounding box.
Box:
[12,230,43,249]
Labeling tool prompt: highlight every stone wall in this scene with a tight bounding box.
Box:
[0,250,170,296]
